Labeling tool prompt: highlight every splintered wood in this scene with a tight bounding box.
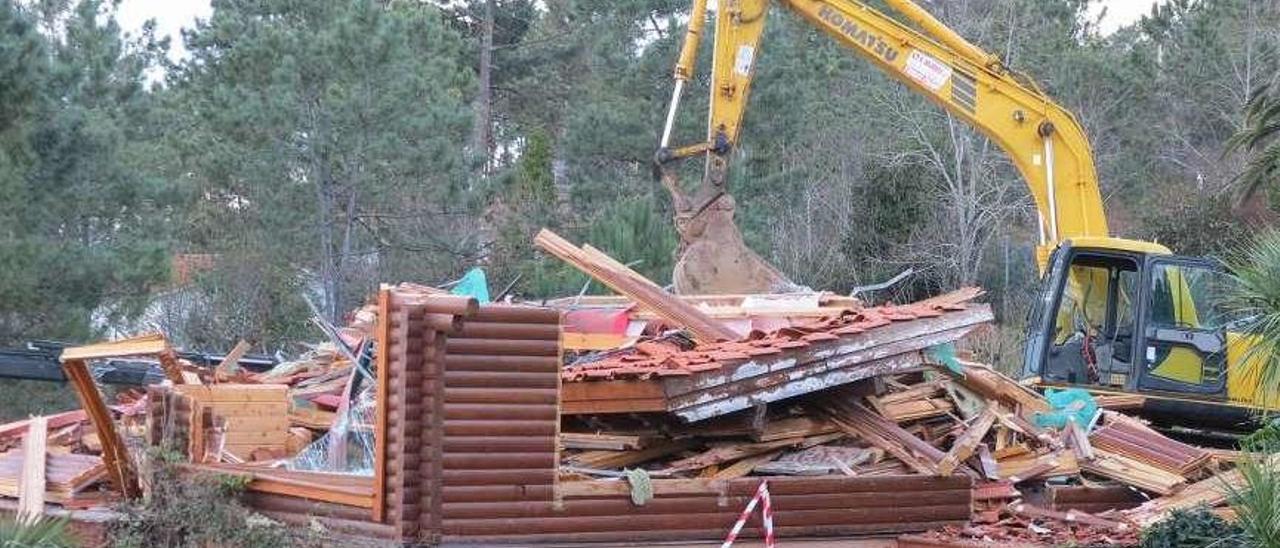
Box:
[534,229,737,342]
[559,350,1233,541]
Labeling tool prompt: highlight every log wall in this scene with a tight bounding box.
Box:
[375,288,974,545]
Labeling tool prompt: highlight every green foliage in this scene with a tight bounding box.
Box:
[1228,78,1280,202]
[585,196,677,287]
[0,0,1278,368]
[516,130,557,205]
[0,516,76,548]
[1224,229,1280,406]
[109,462,296,548]
[1141,505,1243,548]
[0,0,170,345]
[1137,181,1252,257]
[1227,429,1280,548]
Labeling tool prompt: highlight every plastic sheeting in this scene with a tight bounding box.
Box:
[288,382,376,475]
[1034,388,1100,430]
[287,343,377,475]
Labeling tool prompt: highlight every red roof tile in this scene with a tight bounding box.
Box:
[562,290,983,383]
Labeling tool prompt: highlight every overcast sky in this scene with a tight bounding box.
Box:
[115,0,1166,61]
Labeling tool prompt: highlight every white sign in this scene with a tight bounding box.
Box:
[734,45,755,76]
[904,50,953,91]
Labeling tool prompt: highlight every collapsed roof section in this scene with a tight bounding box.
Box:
[562,289,993,422]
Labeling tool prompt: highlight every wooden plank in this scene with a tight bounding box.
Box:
[937,404,998,475]
[561,333,634,351]
[568,440,695,470]
[946,361,1050,415]
[752,417,838,442]
[222,415,290,428]
[811,397,942,475]
[17,416,47,520]
[287,408,334,430]
[1064,417,1094,461]
[222,430,290,444]
[215,340,252,375]
[0,409,87,441]
[205,403,291,418]
[534,229,736,342]
[711,449,783,480]
[998,451,1079,482]
[1094,393,1145,410]
[59,333,167,361]
[174,384,289,402]
[660,438,807,474]
[157,348,189,384]
[60,359,139,499]
[560,433,651,451]
[373,289,389,524]
[877,398,954,423]
[1081,449,1185,496]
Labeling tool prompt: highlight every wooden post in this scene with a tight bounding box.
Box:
[61,359,141,499]
[372,289,390,523]
[17,415,47,520]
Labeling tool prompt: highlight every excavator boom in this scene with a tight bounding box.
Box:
[658,0,1109,293]
[655,0,1280,419]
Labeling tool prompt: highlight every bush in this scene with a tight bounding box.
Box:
[1228,432,1280,548]
[0,516,76,548]
[108,458,296,548]
[1141,506,1243,548]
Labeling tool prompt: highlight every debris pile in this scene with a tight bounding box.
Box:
[538,230,1250,545]
[0,228,1267,547]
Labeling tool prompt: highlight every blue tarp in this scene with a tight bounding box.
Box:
[1034,388,1099,430]
[450,268,491,303]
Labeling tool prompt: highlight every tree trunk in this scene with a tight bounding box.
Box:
[307,96,341,324]
[470,0,495,174]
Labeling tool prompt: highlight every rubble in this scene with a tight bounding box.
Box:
[0,241,1268,546]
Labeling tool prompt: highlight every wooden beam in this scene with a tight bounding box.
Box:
[0,409,86,441]
[937,404,998,475]
[534,229,736,342]
[711,449,783,480]
[568,440,695,470]
[812,397,942,475]
[157,349,191,384]
[215,340,252,375]
[17,415,47,520]
[560,433,651,451]
[60,359,140,499]
[58,333,168,361]
[561,332,634,351]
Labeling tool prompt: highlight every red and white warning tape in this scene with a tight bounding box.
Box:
[721,480,775,548]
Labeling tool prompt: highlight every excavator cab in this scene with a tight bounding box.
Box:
[1024,238,1245,401]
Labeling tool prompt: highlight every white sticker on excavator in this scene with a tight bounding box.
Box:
[904,50,953,91]
[734,45,755,76]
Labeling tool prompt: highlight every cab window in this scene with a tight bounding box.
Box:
[1142,261,1238,391]
[1042,254,1139,387]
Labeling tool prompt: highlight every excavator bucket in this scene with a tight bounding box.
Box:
[669,193,798,295]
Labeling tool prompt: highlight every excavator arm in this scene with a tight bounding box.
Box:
[657,0,1110,293]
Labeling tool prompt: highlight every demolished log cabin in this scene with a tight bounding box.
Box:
[561,289,992,421]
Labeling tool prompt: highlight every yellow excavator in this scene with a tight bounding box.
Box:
[654,0,1277,432]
